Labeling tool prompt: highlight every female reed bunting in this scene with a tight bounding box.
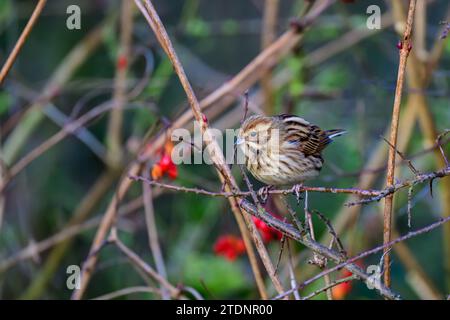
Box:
[236,114,346,187]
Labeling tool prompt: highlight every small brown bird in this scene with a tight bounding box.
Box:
[236,114,345,187]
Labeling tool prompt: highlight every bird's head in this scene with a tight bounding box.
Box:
[236,115,282,163]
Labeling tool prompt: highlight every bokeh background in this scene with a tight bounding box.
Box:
[0,0,449,299]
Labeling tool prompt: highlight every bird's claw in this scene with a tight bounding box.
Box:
[292,184,304,205]
[257,185,273,204]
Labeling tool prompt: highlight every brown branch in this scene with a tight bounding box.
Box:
[301,275,357,300]
[274,215,450,300]
[346,167,450,206]
[382,0,417,289]
[0,0,47,85]
[92,286,161,300]
[239,199,401,300]
[381,136,419,176]
[131,168,450,208]
[142,174,169,299]
[110,232,184,299]
[129,175,381,197]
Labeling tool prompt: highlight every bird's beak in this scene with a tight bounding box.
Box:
[235,137,244,146]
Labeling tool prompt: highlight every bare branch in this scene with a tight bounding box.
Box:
[383,0,417,288]
[0,0,47,85]
[274,215,450,300]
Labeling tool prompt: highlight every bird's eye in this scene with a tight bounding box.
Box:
[250,131,257,137]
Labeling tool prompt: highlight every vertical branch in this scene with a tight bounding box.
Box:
[260,0,279,114]
[382,0,417,288]
[106,0,134,168]
[142,176,169,299]
[0,0,47,85]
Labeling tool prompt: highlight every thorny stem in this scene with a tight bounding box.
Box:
[130,167,450,207]
[383,0,416,289]
[273,214,450,300]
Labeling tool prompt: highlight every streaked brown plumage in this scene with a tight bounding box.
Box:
[236,114,345,186]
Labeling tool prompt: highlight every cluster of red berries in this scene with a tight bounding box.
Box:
[151,141,178,180]
[213,235,246,261]
[214,214,282,261]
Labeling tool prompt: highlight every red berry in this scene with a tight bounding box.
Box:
[214,235,246,261]
[167,163,178,180]
[159,154,172,172]
[117,55,128,70]
[332,281,352,300]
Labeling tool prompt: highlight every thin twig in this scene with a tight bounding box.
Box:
[407,185,414,228]
[92,286,161,300]
[130,175,381,197]
[0,0,47,85]
[436,130,450,168]
[346,167,449,206]
[381,136,419,176]
[312,210,347,258]
[142,172,169,299]
[301,275,357,300]
[129,168,450,208]
[110,233,184,299]
[287,241,301,300]
[274,235,286,275]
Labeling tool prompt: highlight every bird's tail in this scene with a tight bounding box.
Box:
[326,129,347,139]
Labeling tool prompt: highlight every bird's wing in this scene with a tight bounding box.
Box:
[278,114,332,156]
